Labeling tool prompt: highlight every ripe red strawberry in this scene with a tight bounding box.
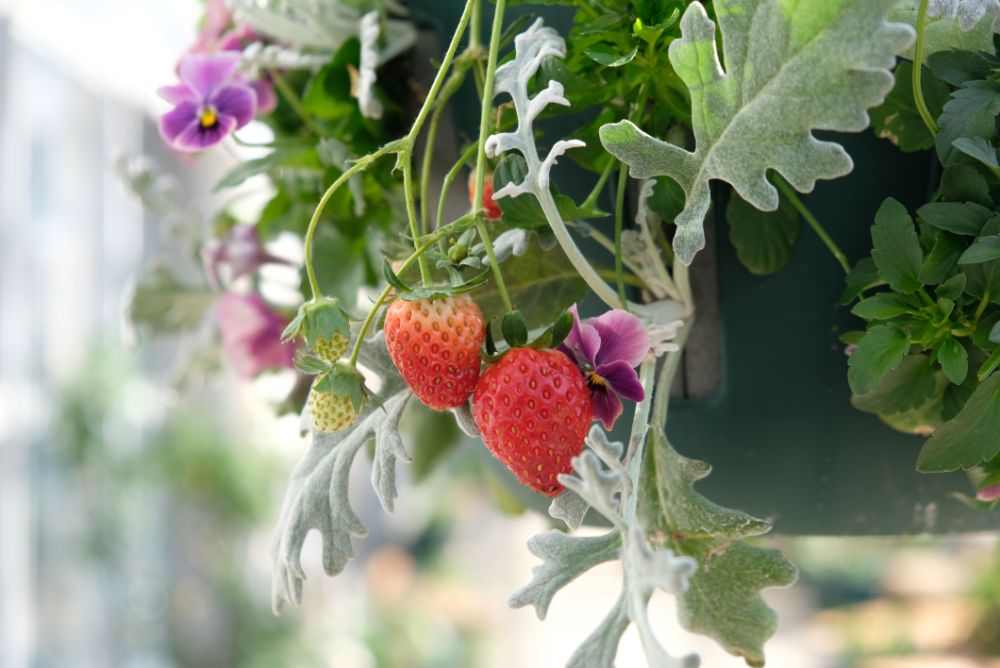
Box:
[472,347,592,496]
[468,171,502,220]
[384,294,486,410]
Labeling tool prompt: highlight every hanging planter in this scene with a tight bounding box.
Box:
[125,0,1000,666]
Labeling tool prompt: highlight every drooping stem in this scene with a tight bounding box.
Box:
[774,175,850,274]
[581,158,617,211]
[472,0,513,313]
[269,69,318,135]
[614,163,629,305]
[303,142,402,300]
[913,0,939,136]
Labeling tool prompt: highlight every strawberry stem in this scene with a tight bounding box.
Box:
[912,0,939,137]
[472,0,514,313]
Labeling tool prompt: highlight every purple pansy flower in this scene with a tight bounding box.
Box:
[201,224,289,290]
[217,25,277,116]
[158,52,256,152]
[217,292,297,378]
[559,304,651,430]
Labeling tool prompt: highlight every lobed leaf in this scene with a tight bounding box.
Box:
[600,0,912,265]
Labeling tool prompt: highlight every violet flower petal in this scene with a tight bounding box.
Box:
[157,83,198,105]
[559,304,600,366]
[251,78,277,116]
[589,308,650,368]
[590,386,624,431]
[210,83,257,128]
[159,101,200,145]
[171,114,238,152]
[594,360,645,402]
[179,52,241,100]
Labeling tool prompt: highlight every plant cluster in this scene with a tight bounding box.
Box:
[121,0,1000,665]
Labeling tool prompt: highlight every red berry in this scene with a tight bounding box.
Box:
[468,172,502,220]
[384,295,486,410]
[472,347,592,496]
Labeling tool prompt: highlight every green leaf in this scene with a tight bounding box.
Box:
[920,231,966,284]
[214,146,318,191]
[841,257,880,304]
[940,164,992,207]
[964,260,1000,304]
[848,323,912,394]
[959,236,1000,265]
[990,319,1000,344]
[640,431,797,666]
[980,347,1000,381]
[476,241,588,324]
[936,79,1000,165]
[851,354,938,415]
[599,0,911,265]
[128,264,213,334]
[927,48,996,85]
[871,198,924,294]
[726,190,800,276]
[917,371,1000,471]
[952,136,1000,169]
[917,201,994,235]
[584,43,639,67]
[937,272,968,300]
[851,293,914,320]
[938,336,970,384]
[870,62,949,152]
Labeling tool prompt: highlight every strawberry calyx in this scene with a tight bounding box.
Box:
[282,296,353,349]
[382,258,490,301]
[310,360,368,412]
[483,309,574,362]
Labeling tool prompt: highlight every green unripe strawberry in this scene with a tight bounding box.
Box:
[308,389,358,433]
[312,331,349,363]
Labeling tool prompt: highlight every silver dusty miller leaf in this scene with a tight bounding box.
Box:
[270,332,411,612]
[928,0,1000,31]
[356,10,384,120]
[484,18,621,308]
[600,0,913,265]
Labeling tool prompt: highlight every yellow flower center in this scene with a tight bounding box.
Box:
[588,371,607,388]
[199,107,218,128]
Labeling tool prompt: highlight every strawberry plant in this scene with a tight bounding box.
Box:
[121,0,1000,664]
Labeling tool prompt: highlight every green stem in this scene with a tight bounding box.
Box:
[348,217,476,366]
[403,159,432,284]
[614,163,629,305]
[471,0,513,313]
[913,0,939,136]
[269,69,318,135]
[652,319,692,431]
[581,158,617,211]
[303,142,401,300]
[774,175,850,274]
[405,0,476,145]
[436,142,479,233]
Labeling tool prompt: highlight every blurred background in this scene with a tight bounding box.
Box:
[2,1,1000,667]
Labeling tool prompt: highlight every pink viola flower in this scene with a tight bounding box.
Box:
[190,0,233,54]
[559,304,650,430]
[158,52,256,152]
[217,292,296,378]
[201,224,289,290]
[977,481,1000,503]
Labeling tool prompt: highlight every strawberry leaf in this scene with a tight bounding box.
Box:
[599,0,912,265]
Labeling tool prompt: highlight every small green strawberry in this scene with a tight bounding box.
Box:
[282,297,352,363]
[308,389,358,433]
